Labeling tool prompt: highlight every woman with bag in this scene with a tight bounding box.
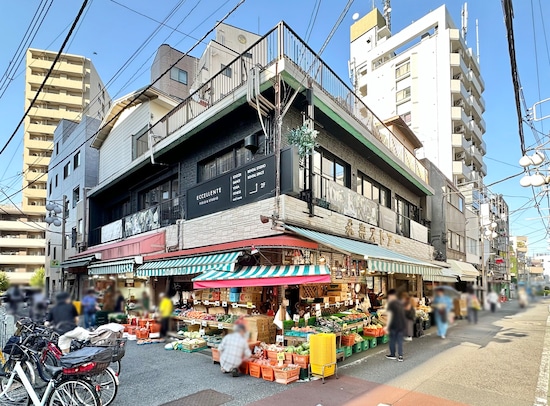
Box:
[466,286,481,324]
[433,288,452,339]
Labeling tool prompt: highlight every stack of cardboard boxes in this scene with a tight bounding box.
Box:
[326,284,351,303]
[245,315,276,343]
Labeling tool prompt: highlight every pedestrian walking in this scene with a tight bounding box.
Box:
[433,287,452,339]
[466,286,480,324]
[384,289,406,362]
[400,292,415,342]
[45,291,89,353]
[487,290,499,313]
[81,289,98,329]
[158,293,173,338]
[6,286,23,315]
[219,324,251,377]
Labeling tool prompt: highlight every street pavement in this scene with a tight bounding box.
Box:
[115,299,550,406]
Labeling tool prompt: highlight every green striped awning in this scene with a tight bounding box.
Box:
[136,251,242,277]
[285,225,441,278]
[88,259,136,275]
[193,265,331,288]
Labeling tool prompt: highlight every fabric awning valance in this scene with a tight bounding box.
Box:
[61,254,101,269]
[447,260,479,282]
[136,252,242,277]
[193,265,331,289]
[285,225,441,278]
[88,257,141,275]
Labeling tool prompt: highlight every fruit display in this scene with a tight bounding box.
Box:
[316,316,343,332]
[165,337,207,352]
[341,312,368,322]
[215,314,240,323]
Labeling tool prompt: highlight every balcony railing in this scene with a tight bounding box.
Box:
[149,22,428,184]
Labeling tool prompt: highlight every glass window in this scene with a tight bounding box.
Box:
[396,87,411,103]
[73,151,81,169]
[458,196,464,212]
[357,172,390,207]
[221,64,232,78]
[395,61,410,79]
[322,156,334,179]
[72,187,80,208]
[335,163,345,185]
[63,162,71,179]
[170,67,188,84]
[372,184,380,202]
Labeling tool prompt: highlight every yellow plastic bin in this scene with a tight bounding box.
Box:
[309,333,336,378]
[73,301,82,315]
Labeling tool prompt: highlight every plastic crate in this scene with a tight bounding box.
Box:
[261,365,275,382]
[274,366,300,384]
[361,340,369,351]
[249,362,262,378]
[344,346,353,358]
[293,354,309,369]
[377,335,389,344]
[238,361,249,375]
[423,320,431,329]
[368,337,377,349]
[352,342,362,353]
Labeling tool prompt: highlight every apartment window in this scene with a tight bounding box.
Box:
[48,181,52,196]
[312,149,351,187]
[72,186,80,208]
[64,199,69,219]
[55,174,58,188]
[47,241,51,256]
[55,142,59,155]
[170,67,188,85]
[53,246,57,260]
[356,172,390,207]
[132,125,150,160]
[395,196,419,237]
[138,178,179,214]
[396,87,411,103]
[63,162,71,179]
[395,60,410,79]
[198,134,264,182]
[78,219,83,235]
[74,151,81,169]
[71,227,77,248]
[400,112,411,124]
[221,64,232,78]
[458,196,464,212]
[467,237,478,255]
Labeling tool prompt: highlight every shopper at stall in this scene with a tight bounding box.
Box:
[401,292,415,342]
[219,324,251,377]
[385,289,406,362]
[81,289,98,329]
[45,291,89,353]
[433,288,452,339]
[487,290,499,312]
[158,292,173,338]
[466,286,481,324]
[115,290,125,313]
[141,291,150,313]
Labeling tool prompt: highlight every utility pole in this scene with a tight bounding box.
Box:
[61,195,67,291]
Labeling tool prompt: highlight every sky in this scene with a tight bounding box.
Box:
[0,0,549,254]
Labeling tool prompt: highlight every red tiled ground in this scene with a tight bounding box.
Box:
[248,376,467,406]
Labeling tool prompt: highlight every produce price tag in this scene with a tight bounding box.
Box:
[277,352,285,361]
[201,320,207,327]
[304,312,310,322]
[316,310,322,317]
[276,335,284,343]
[344,300,349,306]
[356,299,360,306]
[203,300,210,305]
[192,319,198,325]
[336,302,341,307]
[293,314,300,322]
[222,301,228,307]
[246,302,253,309]
[324,302,329,309]
[199,328,205,336]
[315,303,321,310]
[215,301,220,306]
[217,323,224,330]
[232,303,239,308]
[193,300,199,305]
[343,323,348,329]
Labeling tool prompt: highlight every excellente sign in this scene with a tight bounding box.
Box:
[186,155,276,219]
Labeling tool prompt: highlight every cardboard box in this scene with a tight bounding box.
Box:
[242,287,262,294]
[240,293,262,303]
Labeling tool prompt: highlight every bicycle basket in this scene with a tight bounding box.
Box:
[2,336,23,358]
[110,338,127,362]
[59,346,112,369]
[89,329,118,347]
[62,361,110,376]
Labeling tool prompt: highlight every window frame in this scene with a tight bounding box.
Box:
[63,162,71,179]
[72,186,80,209]
[73,151,81,170]
[170,67,188,85]
[221,64,232,78]
[357,172,391,208]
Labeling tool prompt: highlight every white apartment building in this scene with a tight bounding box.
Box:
[349,6,486,203]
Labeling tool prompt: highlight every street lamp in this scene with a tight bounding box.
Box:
[519,151,550,187]
[45,196,67,292]
[481,221,498,303]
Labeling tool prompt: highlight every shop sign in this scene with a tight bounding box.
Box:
[125,279,135,287]
[50,259,60,268]
[379,206,397,234]
[186,155,276,220]
[323,181,379,226]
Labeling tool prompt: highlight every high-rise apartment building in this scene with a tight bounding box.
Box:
[0,49,107,284]
[349,6,486,205]
[23,48,109,213]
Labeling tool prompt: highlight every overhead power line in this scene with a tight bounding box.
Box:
[0,0,248,205]
[0,0,90,157]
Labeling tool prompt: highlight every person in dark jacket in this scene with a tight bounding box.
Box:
[385,289,407,362]
[401,292,416,342]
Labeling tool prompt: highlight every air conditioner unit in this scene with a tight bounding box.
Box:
[454,99,465,107]
[455,152,466,160]
[453,73,463,80]
[454,125,465,133]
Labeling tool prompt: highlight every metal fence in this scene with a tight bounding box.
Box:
[0,306,15,349]
[149,22,429,184]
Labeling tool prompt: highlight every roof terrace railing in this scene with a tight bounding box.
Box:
[151,22,428,184]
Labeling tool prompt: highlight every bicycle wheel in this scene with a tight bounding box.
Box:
[48,379,100,406]
[0,376,29,406]
[91,367,118,406]
[109,360,121,375]
[40,351,59,381]
[0,359,34,392]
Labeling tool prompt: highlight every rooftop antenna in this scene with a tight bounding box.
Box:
[383,0,391,31]
[461,2,468,44]
[372,0,375,10]
[476,18,480,64]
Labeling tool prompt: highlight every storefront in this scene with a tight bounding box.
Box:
[61,253,101,299]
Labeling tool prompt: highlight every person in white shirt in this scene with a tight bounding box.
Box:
[219,324,251,377]
[487,290,499,313]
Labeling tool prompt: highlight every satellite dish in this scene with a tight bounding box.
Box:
[352,12,360,21]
